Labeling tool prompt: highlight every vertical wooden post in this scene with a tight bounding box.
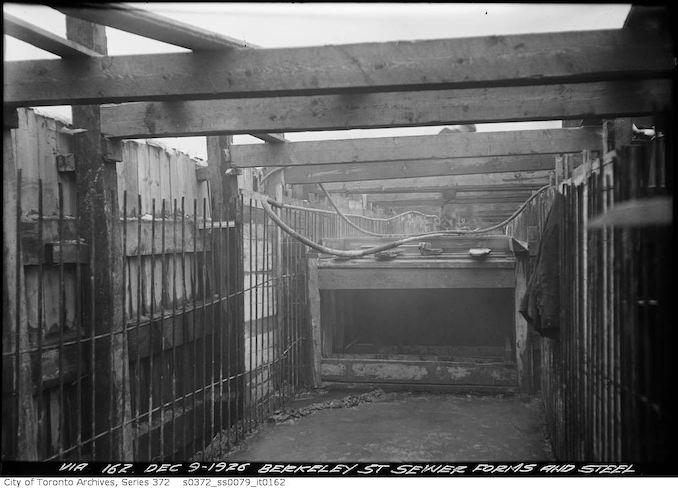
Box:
[307,255,322,387]
[66,17,132,460]
[3,125,38,459]
[258,167,287,388]
[206,135,245,425]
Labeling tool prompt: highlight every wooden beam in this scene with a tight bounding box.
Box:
[249,132,287,144]
[368,192,532,204]
[288,161,555,185]
[324,179,548,194]
[231,128,600,168]
[320,357,517,385]
[55,3,255,50]
[54,4,283,144]
[5,29,672,107]
[363,190,537,200]
[318,264,516,289]
[370,198,521,211]
[307,256,322,387]
[100,78,671,138]
[4,13,102,57]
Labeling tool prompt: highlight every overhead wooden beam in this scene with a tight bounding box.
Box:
[369,193,532,205]
[55,3,255,49]
[346,187,539,197]
[100,79,671,138]
[232,128,599,168]
[324,178,549,194]
[369,197,521,211]
[5,29,672,107]
[4,12,102,57]
[249,132,287,144]
[53,4,283,144]
[287,159,556,184]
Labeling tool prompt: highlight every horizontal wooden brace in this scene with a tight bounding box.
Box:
[26,6,281,144]
[231,128,600,168]
[122,220,219,256]
[5,29,672,107]
[367,192,533,203]
[56,3,255,50]
[100,79,672,138]
[324,180,547,194]
[249,132,287,144]
[321,358,517,386]
[285,158,556,184]
[126,297,226,360]
[370,198,523,209]
[318,266,515,289]
[4,12,102,58]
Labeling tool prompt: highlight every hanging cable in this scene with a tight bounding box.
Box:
[259,184,553,258]
[317,182,551,238]
[317,183,391,237]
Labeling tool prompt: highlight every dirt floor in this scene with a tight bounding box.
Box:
[225,389,553,462]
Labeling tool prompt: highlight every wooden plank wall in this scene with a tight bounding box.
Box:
[508,126,673,462]
[4,108,230,460]
[9,108,81,459]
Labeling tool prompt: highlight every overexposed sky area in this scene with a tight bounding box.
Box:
[4,2,632,159]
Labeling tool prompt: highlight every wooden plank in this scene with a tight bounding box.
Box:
[57,4,283,144]
[122,221,209,256]
[337,344,506,358]
[368,198,521,211]
[101,79,672,138]
[318,266,515,289]
[4,13,101,57]
[148,144,162,211]
[232,128,600,168]
[56,3,254,50]
[205,137,227,211]
[307,256,322,387]
[318,257,521,268]
[137,141,152,215]
[285,164,553,185]
[122,141,139,215]
[320,358,517,385]
[286,160,555,184]
[66,16,132,460]
[3,128,38,459]
[368,192,533,203]
[6,29,673,106]
[249,133,287,144]
[325,181,553,194]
